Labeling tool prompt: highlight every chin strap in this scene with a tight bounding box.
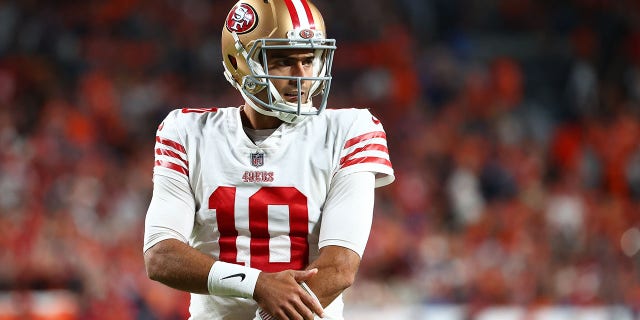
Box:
[225,64,297,123]
[239,86,305,124]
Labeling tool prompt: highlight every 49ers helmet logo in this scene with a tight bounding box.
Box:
[299,29,314,39]
[226,3,258,34]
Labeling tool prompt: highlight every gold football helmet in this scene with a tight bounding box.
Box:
[221,0,336,123]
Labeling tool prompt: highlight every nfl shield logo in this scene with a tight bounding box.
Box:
[250,152,264,167]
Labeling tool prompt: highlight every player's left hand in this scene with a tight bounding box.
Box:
[253,268,324,320]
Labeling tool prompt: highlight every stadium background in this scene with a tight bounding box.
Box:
[0,0,639,319]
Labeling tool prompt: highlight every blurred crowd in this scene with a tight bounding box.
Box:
[0,0,639,319]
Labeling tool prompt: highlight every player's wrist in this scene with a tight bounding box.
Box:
[207,261,261,299]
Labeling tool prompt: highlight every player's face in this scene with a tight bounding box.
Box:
[265,49,315,103]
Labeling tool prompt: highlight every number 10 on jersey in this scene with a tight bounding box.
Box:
[209,186,310,272]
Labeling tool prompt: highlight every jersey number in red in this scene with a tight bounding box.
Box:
[210,186,309,272]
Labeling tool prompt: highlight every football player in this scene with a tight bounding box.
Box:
[143,0,394,319]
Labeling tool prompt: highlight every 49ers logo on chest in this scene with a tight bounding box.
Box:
[226,3,258,34]
[243,171,274,183]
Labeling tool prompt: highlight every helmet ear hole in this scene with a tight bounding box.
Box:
[228,55,238,70]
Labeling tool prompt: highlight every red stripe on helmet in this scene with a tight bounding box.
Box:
[282,0,315,29]
[283,0,301,28]
[299,0,315,29]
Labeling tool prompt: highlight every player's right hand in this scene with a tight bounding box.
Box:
[253,268,325,320]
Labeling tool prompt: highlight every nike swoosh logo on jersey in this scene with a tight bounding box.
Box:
[221,273,246,282]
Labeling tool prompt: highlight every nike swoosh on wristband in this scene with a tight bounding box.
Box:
[221,273,246,282]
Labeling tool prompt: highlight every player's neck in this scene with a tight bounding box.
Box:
[240,104,283,130]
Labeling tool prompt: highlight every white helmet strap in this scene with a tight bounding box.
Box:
[238,82,305,124]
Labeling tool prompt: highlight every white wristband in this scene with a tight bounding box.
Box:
[207,261,261,299]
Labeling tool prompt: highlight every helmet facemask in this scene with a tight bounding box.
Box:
[225,31,336,123]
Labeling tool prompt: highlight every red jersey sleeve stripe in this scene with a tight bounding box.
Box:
[340,144,389,165]
[155,148,188,167]
[156,136,186,154]
[343,131,387,149]
[340,156,392,170]
[155,160,188,176]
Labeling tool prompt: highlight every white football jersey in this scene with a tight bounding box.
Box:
[147,106,394,319]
